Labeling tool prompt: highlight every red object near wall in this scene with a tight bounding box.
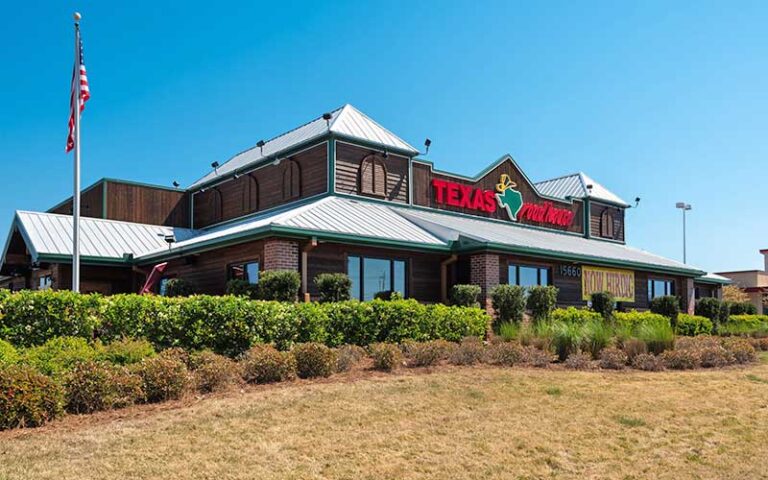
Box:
[139,262,168,295]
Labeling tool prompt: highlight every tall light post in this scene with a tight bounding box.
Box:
[675,202,692,263]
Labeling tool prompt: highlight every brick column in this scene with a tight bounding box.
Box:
[263,239,299,271]
[470,253,500,315]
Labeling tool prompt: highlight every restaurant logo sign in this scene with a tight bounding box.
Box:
[431,174,575,227]
[581,266,635,302]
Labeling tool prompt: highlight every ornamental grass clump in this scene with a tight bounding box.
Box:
[64,360,144,413]
[448,337,486,366]
[551,321,584,362]
[0,365,65,430]
[240,344,297,384]
[635,321,675,355]
[291,342,336,378]
[369,343,403,371]
[582,318,613,359]
[404,340,454,367]
[621,338,648,363]
[334,344,367,372]
[599,347,628,370]
[188,350,242,393]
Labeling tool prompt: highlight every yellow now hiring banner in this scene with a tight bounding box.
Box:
[581,266,635,302]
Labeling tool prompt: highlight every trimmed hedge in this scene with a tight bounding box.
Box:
[0,292,488,356]
[720,315,768,337]
[675,314,713,336]
[550,307,602,324]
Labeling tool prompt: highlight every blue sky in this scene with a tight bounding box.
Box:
[1,0,766,272]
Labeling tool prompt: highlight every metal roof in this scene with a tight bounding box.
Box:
[4,197,704,277]
[535,172,628,207]
[696,272,732,284]
[188,104,418,190]
[2,211,197,263]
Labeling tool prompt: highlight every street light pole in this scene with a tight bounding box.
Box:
[675,202,692,263]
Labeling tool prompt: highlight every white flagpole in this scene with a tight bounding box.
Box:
[72,12,82,293]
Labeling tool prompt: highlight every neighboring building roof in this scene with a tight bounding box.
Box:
[2,211,197,264]
[695,272,732,285]
[534,172,628,207]
[3,197,705,276]
[188,104,418,190]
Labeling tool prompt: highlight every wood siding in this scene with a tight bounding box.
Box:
[105,182,189,227]
[590,201,625,242]
[334,142,409,203]
[49,182,104,219]
[193,143,328,228]
[412,160,585,234]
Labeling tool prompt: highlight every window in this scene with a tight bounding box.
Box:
[207,188,223,223]
[508,263,550,287]
[359,155,387,197]
[600,210,614,238]
[282,160,301,200]
[38,275,52,291]
[241,174,259,213]
[347,255,407,301]
[647,278,674,301]
[229,261,260,284]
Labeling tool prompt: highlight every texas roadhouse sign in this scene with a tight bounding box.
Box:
[431,174,575,227]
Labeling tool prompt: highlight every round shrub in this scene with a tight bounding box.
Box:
[486,341,523,366]
[448,337,486,366]
[405,340,455,367]
[631,353,665,371]
[675,314,713,336]
[564,352,593,370]
[135,355,191,402]
[590,291,615,320]
[0,339,19,366]
[21,336,97,376]
[240,344,297,384]
[96,338,156,365]
[314,273,352,303]
[291,342,336,378]
[258,270,300,302]
[449,284,481,308]
[599,347,628,370]
[369,343,403,371]
[695,297,723,330]
[650,296,680,327]
[189,351,242,393]
[722,338,758,364]
[64,361,144,413]
[661,349,700,370]
[728,301,757,316]
[335,344,367,372]
[490,285,526,326]
[520,346,555,368]
[225,279,258,299]
[0,365,65,430]
[164,278,195,297]
[526,286,559,323]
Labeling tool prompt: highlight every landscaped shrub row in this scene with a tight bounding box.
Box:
[0,291,488,355]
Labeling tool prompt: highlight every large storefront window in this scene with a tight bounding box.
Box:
[229,261,260,284]
[647,278,674,301]
[508,264,550,287]
[347,255,406,301]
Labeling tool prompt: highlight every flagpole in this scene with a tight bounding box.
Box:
[72,12,82,293]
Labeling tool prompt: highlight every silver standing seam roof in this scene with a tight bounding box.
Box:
[535,172,628,207]
[188,104,419,190]
[3,196,707,277]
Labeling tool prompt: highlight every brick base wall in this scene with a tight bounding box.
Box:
[263,239,299,271]
[470,253,500,315]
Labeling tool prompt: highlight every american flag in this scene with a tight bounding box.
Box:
[65,32,90,153]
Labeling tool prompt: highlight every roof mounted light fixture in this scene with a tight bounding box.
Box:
[424,138,432,155]
[211,161,220,174]
[159,232,176,251]
[633,197,641,208]
[382,149,389,159]
[322,112,332,127]
[256,140,265,154]
[172,181,180,188]
[233,171,241,179]
[586,184,594,193]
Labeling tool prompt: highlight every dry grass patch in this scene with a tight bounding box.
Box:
[1,364,768,479]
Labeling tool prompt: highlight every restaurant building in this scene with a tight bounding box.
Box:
[0,105,727,312]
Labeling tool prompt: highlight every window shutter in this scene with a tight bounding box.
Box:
[359,155,387,197]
